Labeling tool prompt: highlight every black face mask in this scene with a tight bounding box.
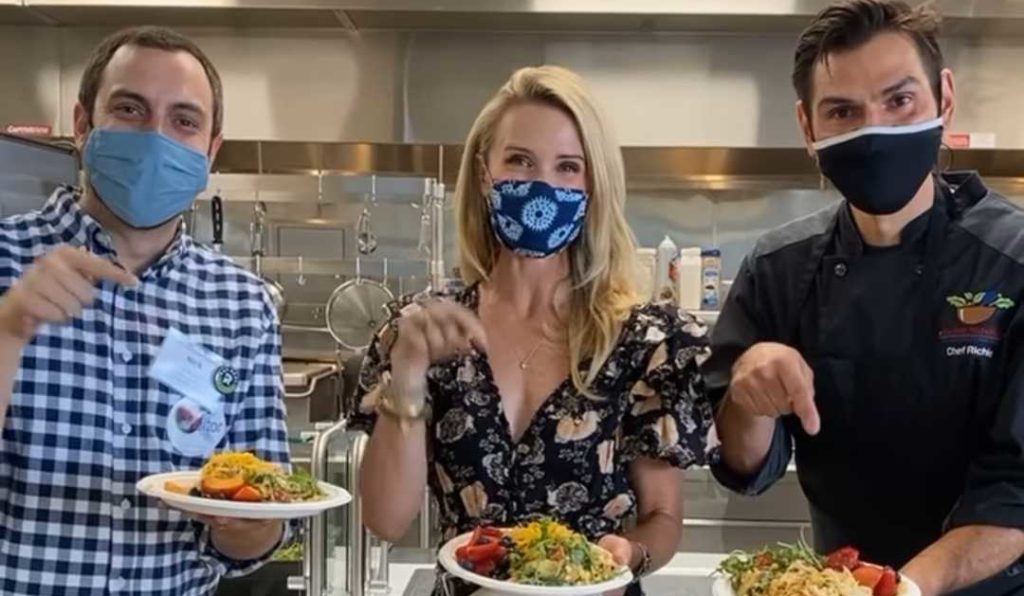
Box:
[813,117,944,215]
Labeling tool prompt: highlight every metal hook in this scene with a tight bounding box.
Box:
[250,201,267,258]
[357,207,377,255]
[418,207,431,257]
[297,256,306,286]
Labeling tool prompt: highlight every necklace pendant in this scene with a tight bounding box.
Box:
[519,361,528,370]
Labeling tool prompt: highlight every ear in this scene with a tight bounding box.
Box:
[796,100,816,158]
[477,153,492,198]
[939,68,956,127]
[73,102,91,154]
[207,132,224,166]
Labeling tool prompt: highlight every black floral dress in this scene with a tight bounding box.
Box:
[349,285,713,595]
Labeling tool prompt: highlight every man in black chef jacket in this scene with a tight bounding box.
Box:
[705,1,1024,595]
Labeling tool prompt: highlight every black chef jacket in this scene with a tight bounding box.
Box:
[705,172,1024,596]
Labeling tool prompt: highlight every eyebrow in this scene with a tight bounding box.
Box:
[107,89,150,108]
[504,145,584,161]
[108,89,206,118]
[817,76,921,110]
[881,76,920,96]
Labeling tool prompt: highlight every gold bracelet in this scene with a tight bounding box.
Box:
[375,377,429,431]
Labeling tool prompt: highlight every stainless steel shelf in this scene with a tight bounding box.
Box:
[23,138,1024,194]
[11,1,1024,36]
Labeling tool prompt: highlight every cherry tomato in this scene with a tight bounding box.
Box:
[201,475,245,498]
[825,546,861,571]
[874,567,899,596]
[476,560,496,576]
[852,565,884,589]
[463,542,505,563]
[231,485,263,502]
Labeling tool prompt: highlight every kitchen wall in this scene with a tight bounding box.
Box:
[0,135,77,217]
[2,24,1022,278]
[3,26,1024,147]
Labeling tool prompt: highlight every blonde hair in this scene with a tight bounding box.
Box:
[454,65,640,395]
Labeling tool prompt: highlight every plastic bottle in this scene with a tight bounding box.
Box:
[654,236,678,302]
[636,247,657,300]
[701,248,722,310]
[677,247,703,311]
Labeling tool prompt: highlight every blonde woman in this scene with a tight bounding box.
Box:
[353,65,711,595]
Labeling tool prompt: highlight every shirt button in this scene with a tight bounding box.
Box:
[517,444,530,455]
[110,577,126,591]
[833,262,848,278]
[120,351,133,363]
[121,423,132,435]
[914,264,925,276]
[120,498,131,511]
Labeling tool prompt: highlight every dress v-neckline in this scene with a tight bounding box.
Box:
[465,284,576,445]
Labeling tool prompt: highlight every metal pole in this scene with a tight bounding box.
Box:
[419,487,432,550]
[430,181,445,291]
[348,433,369,596]
[308,419,348,596]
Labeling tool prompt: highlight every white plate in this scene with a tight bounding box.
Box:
[136,471,351,520]
[711,574,921,596]
[438,531,634,596]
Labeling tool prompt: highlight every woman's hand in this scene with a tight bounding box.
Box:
[597,534,635,596]
[597,534,634,568]
[389,300,488,397]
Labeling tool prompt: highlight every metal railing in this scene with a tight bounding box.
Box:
[296,421,394,596]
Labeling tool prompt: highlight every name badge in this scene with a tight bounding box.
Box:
[167,397,228,457]
[149,328,239,413]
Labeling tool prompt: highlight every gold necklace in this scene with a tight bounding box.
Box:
[518,339,546,370]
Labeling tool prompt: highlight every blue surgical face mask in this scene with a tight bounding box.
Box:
[487,179,588,258]
[83,128,210,229]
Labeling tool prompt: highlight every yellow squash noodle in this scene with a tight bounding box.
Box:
[201,452,280,480]
[736,561,872,596]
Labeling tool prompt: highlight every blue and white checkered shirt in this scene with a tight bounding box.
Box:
[0,187,291,595]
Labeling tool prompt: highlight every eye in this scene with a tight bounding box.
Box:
[557,161,582,174]
[889,93,914,109]
[505,154,533,168]
[175,116,200,131]
[827,106,855,120]
[113,103,144,118]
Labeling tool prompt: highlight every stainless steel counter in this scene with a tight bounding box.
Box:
[373,549,725,596]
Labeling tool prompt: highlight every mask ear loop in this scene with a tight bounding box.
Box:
[476,153,497,190]
[934,86,952,174]
[476,153,503,257]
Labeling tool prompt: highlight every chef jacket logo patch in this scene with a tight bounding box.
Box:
[940,291,1015,358]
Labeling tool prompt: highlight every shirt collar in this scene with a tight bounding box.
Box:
[939,170,990,214]
[41,186,192,279]
[834,177,946,258]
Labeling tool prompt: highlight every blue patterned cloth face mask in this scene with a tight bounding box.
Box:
[488,179,588,258]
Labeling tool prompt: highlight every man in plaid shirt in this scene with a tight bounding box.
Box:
[0,27,291,595]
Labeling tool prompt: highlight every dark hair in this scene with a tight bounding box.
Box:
[793,0,943,113]
[78,26,223,137]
